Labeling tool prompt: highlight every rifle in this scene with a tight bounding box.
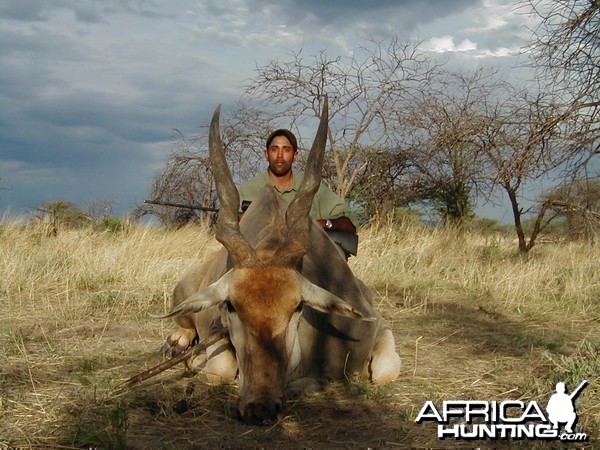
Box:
[569,380,588,400]
[144,199,219,213]
[143,199,358,255]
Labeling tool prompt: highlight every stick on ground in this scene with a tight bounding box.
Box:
[121,329,228,387]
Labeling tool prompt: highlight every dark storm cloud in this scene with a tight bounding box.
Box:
[1,79,220,167]
[0,0,107,23]
[0,26,85,64]
[0,0,54,22]
[246,0,481,30]
[0,0,170,24]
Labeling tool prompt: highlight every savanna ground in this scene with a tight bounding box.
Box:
[0,219,598,449]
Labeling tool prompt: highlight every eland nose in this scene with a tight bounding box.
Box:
[242,397,284,424]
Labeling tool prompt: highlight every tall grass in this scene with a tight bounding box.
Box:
[353,223,599,318]
[1,221,219,323]
[0,219,598,448]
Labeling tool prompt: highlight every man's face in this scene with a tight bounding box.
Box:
[265,135,297,177]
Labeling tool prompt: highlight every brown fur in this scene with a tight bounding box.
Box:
[230,266,300,337]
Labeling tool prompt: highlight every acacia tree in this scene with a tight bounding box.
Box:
[347,145,418,219]
[480,86,588,253]
[33,200,90,235]
[544,179,600,240]
[134,130,216,226]
[488,0,600,251]
[401,69,503,224]
[244,38,440,199]
[526,0,599,103]
[525,0,599,171]
[136,104,275,226]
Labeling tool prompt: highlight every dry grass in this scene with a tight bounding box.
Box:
[1,219,598,448]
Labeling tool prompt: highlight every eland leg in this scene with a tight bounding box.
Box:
[369,328,401,383]
[203,338,238,384]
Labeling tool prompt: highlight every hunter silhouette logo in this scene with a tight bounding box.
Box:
[416,379,589,441]
[546,380,587,434]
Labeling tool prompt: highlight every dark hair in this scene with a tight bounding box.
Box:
[266,129,298,152]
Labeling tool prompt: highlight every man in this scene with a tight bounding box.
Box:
[239,129,357,233]
[238,128,358,256]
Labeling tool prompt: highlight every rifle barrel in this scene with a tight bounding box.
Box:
[144,199,219,213]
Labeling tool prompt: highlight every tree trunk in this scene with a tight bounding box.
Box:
[507,187,528,254]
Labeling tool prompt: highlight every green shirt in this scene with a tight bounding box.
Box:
[238,171,357,226]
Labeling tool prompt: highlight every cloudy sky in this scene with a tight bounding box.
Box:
[0,0,539,221]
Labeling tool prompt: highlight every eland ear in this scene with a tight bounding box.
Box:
[299,275,375,320]
[151,271,233,319]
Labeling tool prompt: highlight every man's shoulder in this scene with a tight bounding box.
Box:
[239,172,270,194]
[241,172,270,187]
[291,172,334,193]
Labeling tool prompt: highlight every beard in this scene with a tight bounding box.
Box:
[269,160,293,177]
